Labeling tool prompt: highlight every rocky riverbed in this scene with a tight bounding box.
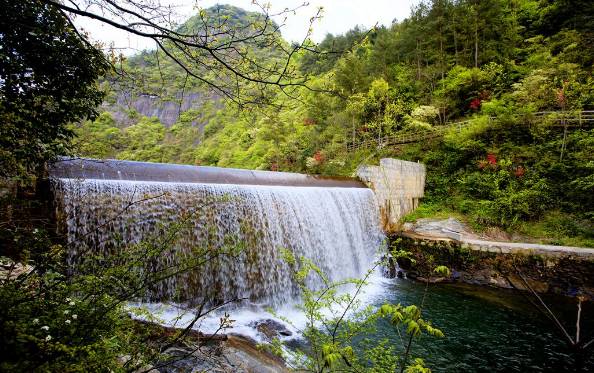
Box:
[133,322,290,373]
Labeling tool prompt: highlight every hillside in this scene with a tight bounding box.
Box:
[96,4,283,126]
[74,0,594,246]
[3,2,594,370]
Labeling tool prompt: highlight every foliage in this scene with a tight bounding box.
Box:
[5,1,594,370]
[71,112,123,159]
[73,1,594,244]
[270,250,443,372]
[0,0,109,179]
[0,198,241,371]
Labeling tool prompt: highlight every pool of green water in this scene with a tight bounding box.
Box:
[367,279,594,372]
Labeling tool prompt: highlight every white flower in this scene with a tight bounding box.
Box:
[32,319,39,325]
[45,335,52,341]
[41,326,49,331]
[63,310,69,315]
[65,297,71,302]
[33,229,39,234]
[68,301,75,306]
[72,314,77,320]
[65,320,71,325]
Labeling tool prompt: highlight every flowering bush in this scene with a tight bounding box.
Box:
[0,230,152,371]
[313,150,325,164]
[0,209,234,371]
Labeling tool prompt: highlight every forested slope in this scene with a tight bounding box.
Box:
[75,0,594,246]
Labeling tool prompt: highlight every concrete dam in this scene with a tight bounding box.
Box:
[49,157,426,307]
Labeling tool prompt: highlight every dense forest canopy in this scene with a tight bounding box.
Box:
[0,0,109,178]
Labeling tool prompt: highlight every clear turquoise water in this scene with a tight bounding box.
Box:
[367,279,594,372]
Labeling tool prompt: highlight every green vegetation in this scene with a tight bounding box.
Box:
[0,0,109,179]
[0,197,244,371]
[273,250,443,372]
[75,0,594,246]
[2,0,594,371]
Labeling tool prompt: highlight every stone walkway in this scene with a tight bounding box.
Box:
[460,238,594,258]
[401,218,594,259]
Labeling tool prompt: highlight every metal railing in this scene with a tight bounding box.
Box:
[347,111,594,151]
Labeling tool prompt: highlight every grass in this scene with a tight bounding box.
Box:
[515,211,594,248]
[401,200,466,223]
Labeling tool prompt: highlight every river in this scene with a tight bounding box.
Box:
[367,278,594,372]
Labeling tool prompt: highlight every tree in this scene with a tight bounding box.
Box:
[0,0,110,178]
[41,0,326,106]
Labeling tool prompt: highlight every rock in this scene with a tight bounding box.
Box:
[0,260,34,282]
[225,335,289,373]
[116,354,159,373]
[132,320,290,372]
[382,256,399,278]
[417,276,446,284]
[488,274,512,289]
[117,355,131,365]
[463,269,504,287]
[401,222,415,231]
[483,226,512,241]
[158,345,237,373]
[506,274,549,293]
[402,217,478,240]
[251,319,292,340]
[105,91,219,127]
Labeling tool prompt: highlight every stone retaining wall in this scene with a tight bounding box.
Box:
[394,235,594,299]
[357,158,426,232]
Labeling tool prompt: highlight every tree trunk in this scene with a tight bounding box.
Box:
[474,16,479,68]
[453,17,458,65]
[416,39,421,80]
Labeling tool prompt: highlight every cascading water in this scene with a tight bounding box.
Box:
[53,177,385,308]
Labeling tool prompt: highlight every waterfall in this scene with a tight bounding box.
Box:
[53,178,384,308]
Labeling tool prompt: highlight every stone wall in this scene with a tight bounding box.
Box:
[356,158,426,232]
[394,235,594,299]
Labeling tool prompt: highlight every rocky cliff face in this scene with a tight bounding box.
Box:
[103,90,219,127]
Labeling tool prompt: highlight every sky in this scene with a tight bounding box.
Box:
[74,0,419,54]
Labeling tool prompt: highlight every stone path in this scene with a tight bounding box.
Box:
[460,238,594,258]
[401,218,594,259]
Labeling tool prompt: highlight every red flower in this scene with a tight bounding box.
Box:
[313,151,325,163]
[487,153,497,165]
[514,166,525,177]
[469,98,481,110]
[303,118,316,126]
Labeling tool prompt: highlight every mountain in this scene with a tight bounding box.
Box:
[100,4,281,127]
